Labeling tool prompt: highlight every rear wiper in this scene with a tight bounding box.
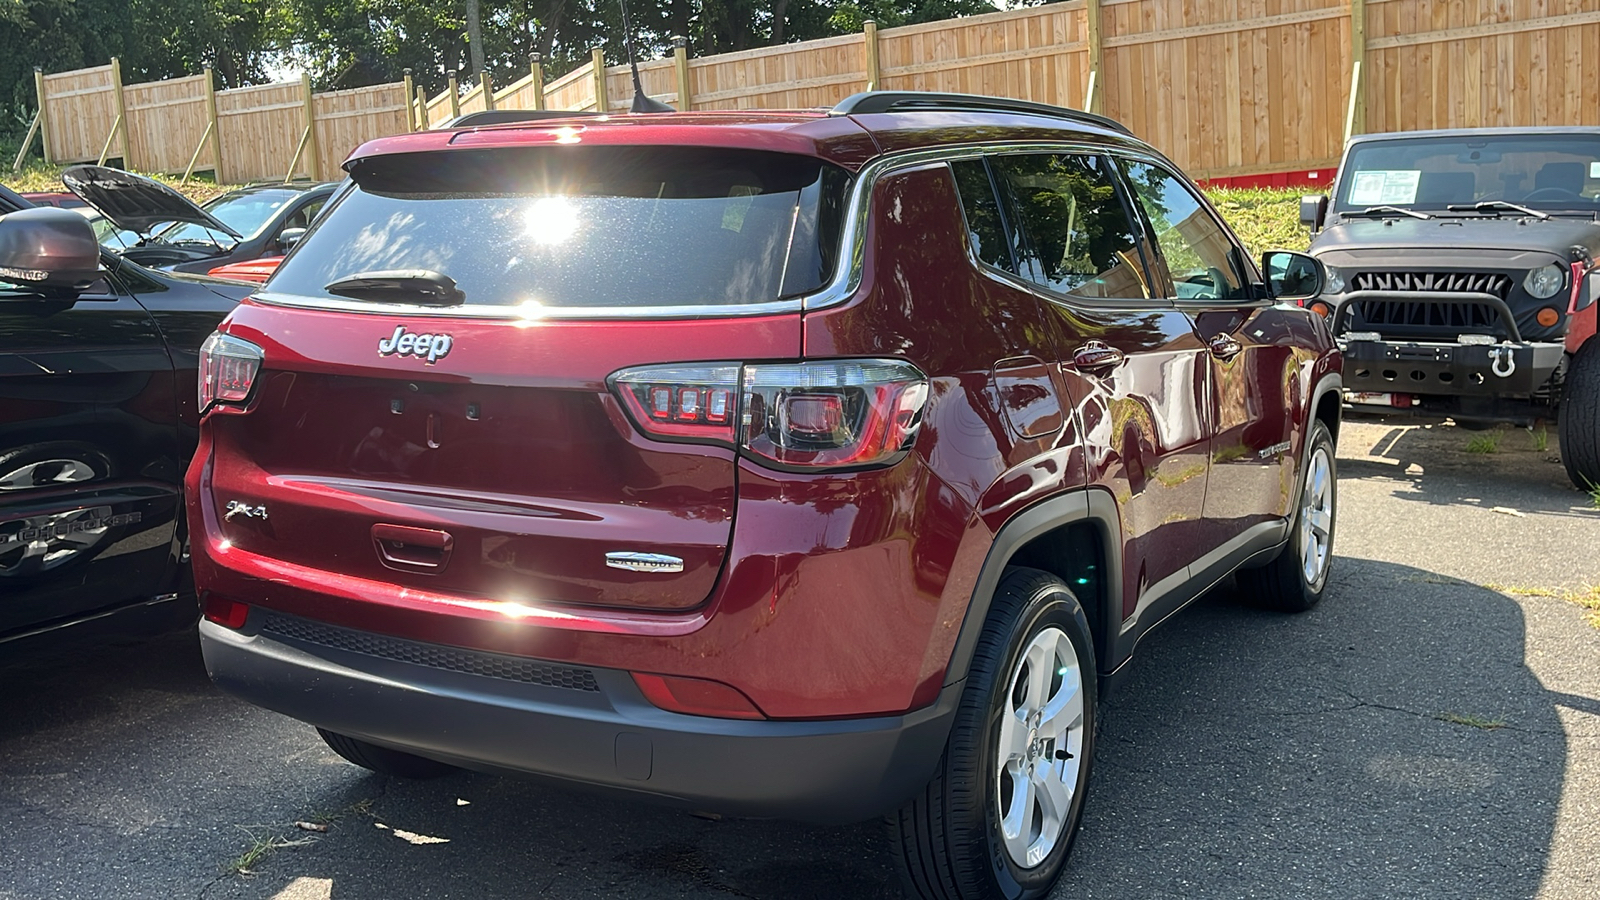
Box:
[325,269,465,306]
[1347,205,1433,220]
[1447,200,1549,220]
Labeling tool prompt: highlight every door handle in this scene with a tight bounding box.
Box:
[372,523,453,572]
[1207,333,1243,360]
[1072,341,1124,373]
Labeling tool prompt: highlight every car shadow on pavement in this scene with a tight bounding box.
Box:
[173,555,1571,900]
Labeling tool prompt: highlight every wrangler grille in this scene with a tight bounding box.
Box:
[1351,270,1512,299]
[1349,270,1512,335]
[257,612,601,692]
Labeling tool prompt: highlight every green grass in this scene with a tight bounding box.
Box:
[223,831,317,876]
[5,162,238,205]
[1465,431,1503,454]
[1488,583,1600,630]
[1204,187,1313,258]
[1531,424,1550,453]
[1434,712,1507,730]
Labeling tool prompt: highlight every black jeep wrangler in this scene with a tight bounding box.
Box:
[1302,127,1600,488]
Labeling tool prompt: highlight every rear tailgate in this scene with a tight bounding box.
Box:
[206,300,799,611]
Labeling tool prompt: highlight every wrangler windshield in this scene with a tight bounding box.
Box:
[268,146,849,309]
[1334,133,1600,213]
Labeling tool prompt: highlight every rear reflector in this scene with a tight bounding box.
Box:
[609,359,929,470]
[202,592,250,629]
[631,673,766,719]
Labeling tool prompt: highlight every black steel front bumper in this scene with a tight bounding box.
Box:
[199,614,960,824]
[1330,289,1566,397]
[1340,336,1565,397]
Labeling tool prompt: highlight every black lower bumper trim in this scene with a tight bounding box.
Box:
[200,617,959,824]
[1341,339,1564,397]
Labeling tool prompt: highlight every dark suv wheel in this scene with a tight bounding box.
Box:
[889,568,1097,900]
[1559,339,1600,491]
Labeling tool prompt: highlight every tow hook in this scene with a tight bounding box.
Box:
[1490,345,1516,378]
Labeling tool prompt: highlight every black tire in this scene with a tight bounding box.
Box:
[888,567,1097,900]
[1559,339,1600,491]
[317,729,457,779]
[1239,419,1337,612]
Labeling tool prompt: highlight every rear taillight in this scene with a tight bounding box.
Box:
[198,332,264,414]
[610,359,928,470]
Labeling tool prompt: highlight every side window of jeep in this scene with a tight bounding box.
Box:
[950,158,1018,273]
[987,152,1152,301]
[1118,159,1251,302]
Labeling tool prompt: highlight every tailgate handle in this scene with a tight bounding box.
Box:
[372,523,454,572]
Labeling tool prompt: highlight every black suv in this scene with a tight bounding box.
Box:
[1302,127,1600,487]
[0,185,248,656]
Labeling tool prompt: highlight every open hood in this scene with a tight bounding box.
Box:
[61,165,242,240]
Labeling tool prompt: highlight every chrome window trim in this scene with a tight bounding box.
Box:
[250,137,1165,321]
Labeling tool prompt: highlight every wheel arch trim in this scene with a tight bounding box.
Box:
[942,488,1124,688]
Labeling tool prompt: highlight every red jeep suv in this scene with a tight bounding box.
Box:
[188,92,1342,899]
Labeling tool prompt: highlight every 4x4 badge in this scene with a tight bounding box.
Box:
[378,326,453,364]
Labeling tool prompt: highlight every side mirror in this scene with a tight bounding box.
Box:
[0,208,99,295]
[1261,250,1324,303]
[278,227,307,250]
[1299,194,1328,230]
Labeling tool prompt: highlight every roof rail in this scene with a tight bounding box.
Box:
[829,91,1132,136]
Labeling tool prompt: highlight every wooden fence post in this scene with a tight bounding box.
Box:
[592,48,608,113]
[480,71,495,110]
[672,36,692,110]
[110,56,132,169]
[863,20,881,91]
[447,70,461,118]
[204,66,222,181]
[301,71,322,180]
[402,69,416,130]
[1347,0,1367,139]
[417,84,430,128]
[33,66,50,166]
[530,54,546,110]
[1084,0,1104,113]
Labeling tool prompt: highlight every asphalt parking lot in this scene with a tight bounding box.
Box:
[3,418,1598,900]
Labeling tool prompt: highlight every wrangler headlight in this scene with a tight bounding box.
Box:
[1524,263,1565,299]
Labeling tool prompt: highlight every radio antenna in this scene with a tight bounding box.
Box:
[618,0,674,112]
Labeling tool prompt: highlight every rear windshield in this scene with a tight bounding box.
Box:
[269,146,850,310]
[1335,133,1600,212]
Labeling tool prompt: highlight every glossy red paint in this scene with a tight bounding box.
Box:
[207,256,282,284]
[343,113,882,173]
[187,105,1342,735]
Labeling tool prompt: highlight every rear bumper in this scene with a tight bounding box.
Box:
[1340,337,1565,397]
[199,613,959,824]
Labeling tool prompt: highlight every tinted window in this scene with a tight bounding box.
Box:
[1335,133,1600,211]
[989,154,1149,300]
[159,189,302,248]
[269,147,849,309]
[950,159,1014,271]
[1120,160,1247,301]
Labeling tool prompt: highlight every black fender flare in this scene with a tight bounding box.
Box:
[942,488,1125,688]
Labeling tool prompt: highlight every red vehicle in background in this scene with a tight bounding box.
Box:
[187,92,1342,899]
[207,256,282,284]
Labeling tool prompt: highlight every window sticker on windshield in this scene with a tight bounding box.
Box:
[1348,170,1422,205]
[1590,161,1600,179]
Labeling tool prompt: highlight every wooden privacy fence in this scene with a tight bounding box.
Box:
[33,65,410,184]
[28,0,1600,184]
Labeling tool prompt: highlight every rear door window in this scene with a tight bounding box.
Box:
[269,146,849,311]
[950,158,1017,272]
[988,153,1153,301]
